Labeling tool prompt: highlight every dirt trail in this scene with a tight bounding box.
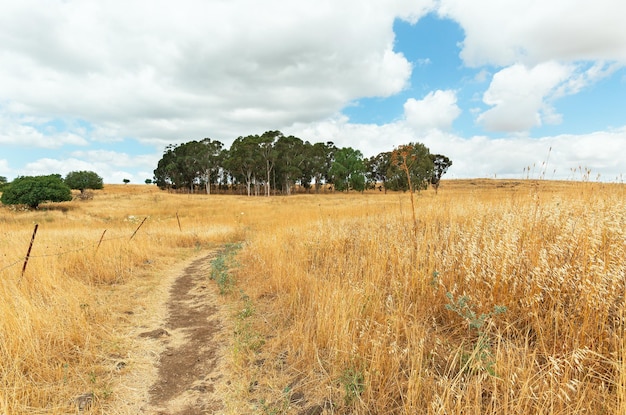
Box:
[138,252,233,415]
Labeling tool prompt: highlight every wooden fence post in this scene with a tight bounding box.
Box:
[130,217,148,240]
[95,230,107,255]
[21,224,39,277]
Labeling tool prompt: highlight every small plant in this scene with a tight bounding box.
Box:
[234,320,265,353]
[445,292,507,376]
[339,367,365,406]
[238,291,254,319]
[209,243,241,294]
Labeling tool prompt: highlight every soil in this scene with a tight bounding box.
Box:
[137,252,233,415]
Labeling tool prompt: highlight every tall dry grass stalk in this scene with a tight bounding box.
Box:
[232,180,626,414]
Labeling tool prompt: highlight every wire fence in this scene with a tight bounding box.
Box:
[0,217,149,275]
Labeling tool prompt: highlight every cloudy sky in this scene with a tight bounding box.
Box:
[1,0,625,183]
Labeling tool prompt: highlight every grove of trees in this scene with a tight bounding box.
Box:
[153,132,452,195]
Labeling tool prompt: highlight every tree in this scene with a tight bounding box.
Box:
[258,131,281,196]
[366,152,392,192]
[329,147,366,192]
[1,175,72,209]
[64,171,104,194]
[430,154,452,194]
[153,142,200,192]
[197,138,224,194]
[225,135,262,196]
[0,176,7,190]
[301,141,336,193]
[274,134,305,195]
[145,179,153,184]
[123,178,130,184]
[387,143,433,192]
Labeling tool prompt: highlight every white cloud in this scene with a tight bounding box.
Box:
[438,0,626,135]
[438,0,626,67]
[20,151,160,184]
[0,111,89,148]
[477,62,572,132]
[0,0,434,148]
[0,159,10,179]
[0,0,624,184]
[403,90,461,131]
[287,117,626,181]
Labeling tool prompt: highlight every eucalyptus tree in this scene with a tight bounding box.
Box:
[430,154,453,194]
[365,151,392,192]
[225,135,262,196]
[258,131,281,196]
[153,141,208,192]
[153,144,179,190]
[387,142,433,192]
[329,147,366,192]
[197,138,224,194]
[274,134,306,195]
[302,141,337,192]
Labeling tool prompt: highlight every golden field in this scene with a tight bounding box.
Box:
[1,180,626,414]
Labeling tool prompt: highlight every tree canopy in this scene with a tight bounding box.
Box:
[64,170,104,193]
[0,175,72,209]
[153,131,452,195]
[430,154,453,194]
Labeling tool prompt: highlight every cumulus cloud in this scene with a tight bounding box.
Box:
[22,150,160,184]
[1,0,624,183]
[403,90,461,131]
[0,111,89,148]
[438,0,626,134]
[477,62,572,132]
[438,0,626,67]
[0,0,434,147]
[289,119,626,181]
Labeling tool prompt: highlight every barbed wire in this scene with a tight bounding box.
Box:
[0,218,151,274]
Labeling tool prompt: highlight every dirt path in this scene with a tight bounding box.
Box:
[136,252,233,415]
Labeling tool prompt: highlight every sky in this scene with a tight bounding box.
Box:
[1,0,625,184]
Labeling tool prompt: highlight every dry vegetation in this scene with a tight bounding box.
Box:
[1,180,626,414]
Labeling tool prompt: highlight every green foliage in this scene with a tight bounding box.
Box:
[430,154,453,193]
[329,147,366,192]
[122,178,130,184]
[209,243,241,294]
[64,170,104,193]
[445,292,507,376]
[0,176,7,189]
[224,135,264,196]
[365,151,392,190]
[387,142,433,192]
[274,134,305,195]
[153,133,451,196]
[0,175,72,209]
[339,367,365,406]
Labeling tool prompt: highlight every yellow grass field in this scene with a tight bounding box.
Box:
[1,180,625,414]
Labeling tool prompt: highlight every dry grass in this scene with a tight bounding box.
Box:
[230,180,626,414]
[1,181,625,414]
[0,186,244,414]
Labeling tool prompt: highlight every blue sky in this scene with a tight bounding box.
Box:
[1,0,625,183]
